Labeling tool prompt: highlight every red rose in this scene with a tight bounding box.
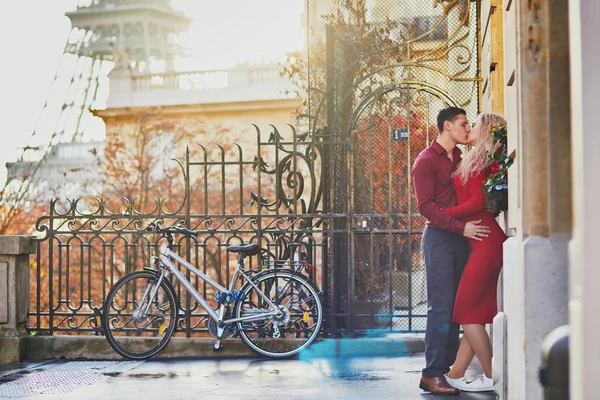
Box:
[491,162,501,173]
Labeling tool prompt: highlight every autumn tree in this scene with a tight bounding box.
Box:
[282,0,413,126]
[1,155,67,235]
[0,185,47,235]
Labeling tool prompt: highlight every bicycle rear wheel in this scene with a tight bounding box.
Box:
[234,271,323,357]
[103,271,177,360]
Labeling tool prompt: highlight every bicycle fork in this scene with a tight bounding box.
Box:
[141,268,167,318]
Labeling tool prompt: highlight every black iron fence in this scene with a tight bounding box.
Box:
[30,126,333,336]
[28,123,432,336]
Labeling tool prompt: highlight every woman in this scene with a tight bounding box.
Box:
[443,113,508,392]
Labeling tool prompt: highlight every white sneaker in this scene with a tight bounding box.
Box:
[461,374,494,392]
[444,374,467,390]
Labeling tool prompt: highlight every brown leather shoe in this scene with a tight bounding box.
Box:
[419,376,460,395]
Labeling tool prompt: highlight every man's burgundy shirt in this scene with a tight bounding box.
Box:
[412,141,466,235]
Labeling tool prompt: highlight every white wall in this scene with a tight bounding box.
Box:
[568,0,600,398]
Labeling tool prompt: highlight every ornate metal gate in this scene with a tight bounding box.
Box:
[303,0,480,333]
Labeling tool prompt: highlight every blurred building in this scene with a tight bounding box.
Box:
[5,0,301,199]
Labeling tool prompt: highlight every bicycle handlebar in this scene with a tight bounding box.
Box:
[145,223,199,236]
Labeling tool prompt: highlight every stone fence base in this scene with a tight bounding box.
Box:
[16,335,425,361]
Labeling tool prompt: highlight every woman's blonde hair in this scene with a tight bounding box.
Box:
[454,112,507,185]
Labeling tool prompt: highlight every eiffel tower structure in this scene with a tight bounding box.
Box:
[3,0,191,204]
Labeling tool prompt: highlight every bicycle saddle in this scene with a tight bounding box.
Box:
[227,244,261,256]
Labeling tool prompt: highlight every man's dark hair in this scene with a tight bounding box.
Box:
[437,106,467,133]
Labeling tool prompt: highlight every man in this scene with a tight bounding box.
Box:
[412,107,490,395]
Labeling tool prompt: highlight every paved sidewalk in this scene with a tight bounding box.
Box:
[0,354,495,400]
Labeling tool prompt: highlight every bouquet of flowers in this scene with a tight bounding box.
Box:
[483,126,513,212]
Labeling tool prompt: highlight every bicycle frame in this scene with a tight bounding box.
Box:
[157,247,280,325]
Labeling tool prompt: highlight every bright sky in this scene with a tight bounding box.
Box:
[0,0,305,187]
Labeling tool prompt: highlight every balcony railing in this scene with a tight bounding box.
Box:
[77,0,172,9]
[107,64,299,108]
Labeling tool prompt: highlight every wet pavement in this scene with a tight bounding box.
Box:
[0,355,496,399]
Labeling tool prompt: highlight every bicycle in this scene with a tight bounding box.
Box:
[102,223,323,360]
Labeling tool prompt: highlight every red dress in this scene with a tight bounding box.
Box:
[444,167,507,324]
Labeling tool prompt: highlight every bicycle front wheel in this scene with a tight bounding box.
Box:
[103,271,177,360]
[234,271,323,358]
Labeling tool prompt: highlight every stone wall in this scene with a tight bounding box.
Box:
[0,236,35,363]
[498,0,572,399]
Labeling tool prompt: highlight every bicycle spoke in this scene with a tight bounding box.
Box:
[235,272,322,357]
[103,272,177,360]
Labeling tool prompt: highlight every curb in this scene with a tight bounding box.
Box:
[18,334,425,362]
[300,334,425,360]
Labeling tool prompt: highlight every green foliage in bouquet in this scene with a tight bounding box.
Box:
[483,126,513,212]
